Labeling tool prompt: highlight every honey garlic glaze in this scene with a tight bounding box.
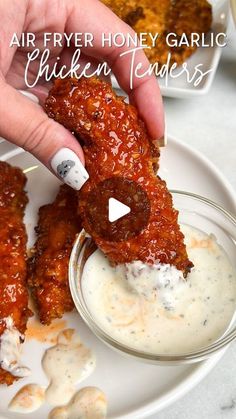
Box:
[82,225,236,354]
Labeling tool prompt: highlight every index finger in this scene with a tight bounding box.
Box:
[67,0,164,140]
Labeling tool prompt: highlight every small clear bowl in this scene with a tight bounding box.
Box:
[69,191,236,365]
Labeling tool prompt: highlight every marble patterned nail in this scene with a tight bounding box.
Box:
[51,148,89,190]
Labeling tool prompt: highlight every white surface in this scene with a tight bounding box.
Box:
[147,19,236,419]
[0,136,235,419]
[112,0,229,98]
[108,197,130,222]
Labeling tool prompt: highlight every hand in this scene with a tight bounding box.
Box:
[0,0,164,189]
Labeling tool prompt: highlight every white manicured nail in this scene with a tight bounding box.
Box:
[51,148,89,190]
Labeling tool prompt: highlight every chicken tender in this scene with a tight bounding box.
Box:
[103,0,212,66]
[45,77,193,275]
[28,185,82,325]
[0,161,31,385]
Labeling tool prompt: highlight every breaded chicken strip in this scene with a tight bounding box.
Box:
[102,0,212,65]
[45,77,193,275]
[0,162,31,385]
[28,185,82,325]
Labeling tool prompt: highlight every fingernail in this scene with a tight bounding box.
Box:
[51,148,89,190]
[20,90,39,103]
[158,124,167,147]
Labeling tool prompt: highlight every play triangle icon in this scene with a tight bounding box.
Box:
[108,197,131,222]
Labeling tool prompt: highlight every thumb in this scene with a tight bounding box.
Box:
[0,82,88,190]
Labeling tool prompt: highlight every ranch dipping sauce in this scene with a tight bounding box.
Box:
[82,225,236,354]
[0,317,30,377]
[49,387,107,419]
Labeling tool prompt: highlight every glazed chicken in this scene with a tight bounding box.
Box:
[28,185,82,325]
[102,0,212,66]
[45,77,193,276]
[0,162,31,385]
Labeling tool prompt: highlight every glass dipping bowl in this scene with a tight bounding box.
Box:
[69,191,236,365]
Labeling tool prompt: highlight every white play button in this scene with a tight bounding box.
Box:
[108,197,131,222]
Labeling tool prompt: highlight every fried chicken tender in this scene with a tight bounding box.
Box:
[0,161,31,385]
[102,0,212,66]
[28,185,82,325]
[45,77,193,275]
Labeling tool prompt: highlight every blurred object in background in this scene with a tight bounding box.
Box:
[230,0,236,25]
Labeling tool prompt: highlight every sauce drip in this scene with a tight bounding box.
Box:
[0,317,30,377]
[49,387,107,419]
[42,329,96,405]
[8,384,45,413]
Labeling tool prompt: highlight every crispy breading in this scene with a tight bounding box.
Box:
[0,161,31,385]
[45,77,193,275]
[102,0,212,65]
[28,185,82,325]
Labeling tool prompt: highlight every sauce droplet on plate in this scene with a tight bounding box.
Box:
[42,329,96,405]
[25,318,67,344]
[49,387,107,419]
[8,384,45,413]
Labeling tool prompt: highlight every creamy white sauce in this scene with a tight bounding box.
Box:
[116,261,186,311]
[0,317,30,377]
[82,225,236,354]
[42,329,96,406]
[8,384,45,413]
[49,387,107,419]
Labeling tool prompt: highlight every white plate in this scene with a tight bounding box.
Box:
[0,136,235,419]
[112,0,229,98]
